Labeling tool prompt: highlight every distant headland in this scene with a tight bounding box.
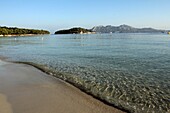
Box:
[91,24,170,34]
[54,25,170,34]
[0,26,50,37]
[1,25,170,36]
[54,27,95,34]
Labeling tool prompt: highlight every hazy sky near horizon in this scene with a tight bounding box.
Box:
[0,0,170,33]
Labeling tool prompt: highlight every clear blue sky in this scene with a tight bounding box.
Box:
[0,0,170,33]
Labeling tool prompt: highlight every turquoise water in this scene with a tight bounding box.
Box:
[0,34,170,113]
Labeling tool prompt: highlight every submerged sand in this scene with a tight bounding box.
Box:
[0,60,125,113]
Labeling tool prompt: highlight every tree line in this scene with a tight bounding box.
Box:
[0,26,50,36]
[55,27,92,34]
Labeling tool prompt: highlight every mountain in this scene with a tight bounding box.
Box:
[55,27,94,34]
[92,24,166,33]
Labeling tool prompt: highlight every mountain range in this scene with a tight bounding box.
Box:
[91,25,168,33]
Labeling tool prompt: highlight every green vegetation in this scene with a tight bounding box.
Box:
[55,27,92,34]
[0,26,50,36]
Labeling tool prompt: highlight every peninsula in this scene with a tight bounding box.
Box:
[0,26,50,37]
[55,27,95,34]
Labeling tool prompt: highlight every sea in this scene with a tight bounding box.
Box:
[0,33,170,113]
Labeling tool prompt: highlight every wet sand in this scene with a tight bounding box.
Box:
[0,60,125,113]
[0,94,12,113]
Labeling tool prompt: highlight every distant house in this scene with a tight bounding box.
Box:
[80,31,83,34]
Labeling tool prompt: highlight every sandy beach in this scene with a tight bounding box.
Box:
[0,60,125,113]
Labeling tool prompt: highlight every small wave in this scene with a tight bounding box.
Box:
[11,61,170,113]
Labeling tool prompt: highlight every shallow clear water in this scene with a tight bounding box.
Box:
[0,34,170,113]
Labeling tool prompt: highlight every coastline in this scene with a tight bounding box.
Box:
[0,60,125,113]
[0,34,50,37]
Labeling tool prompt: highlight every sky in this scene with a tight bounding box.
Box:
[0,0,170,33]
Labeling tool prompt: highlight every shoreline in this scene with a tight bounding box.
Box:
[0,59,125,113]
[0,34,50,37]
[12,60,130,112]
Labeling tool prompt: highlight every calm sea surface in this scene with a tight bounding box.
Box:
[0,34,170,113]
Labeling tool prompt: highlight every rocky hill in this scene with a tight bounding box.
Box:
[92,25,166,33]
